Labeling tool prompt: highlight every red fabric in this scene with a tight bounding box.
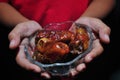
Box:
[0,0,8,2]
[0,0,90,80]
[0,0,90,30]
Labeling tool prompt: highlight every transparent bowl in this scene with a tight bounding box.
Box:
[24,21,94,76]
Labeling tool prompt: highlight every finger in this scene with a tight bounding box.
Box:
[8,25,28,48]
[70,63,86,77]
[99,25,111,43]
[84,39,104,63]
[70,69,78,77]
[8,21,42,49]
[76,63,86,72]
[41,72,51,79]
[16,39,41,72]
[8,30,21,49]
[90,19,111,43]
[29,35,36,49]
[18,21,42,37]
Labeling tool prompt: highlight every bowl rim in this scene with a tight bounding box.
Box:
[24,21,94,76]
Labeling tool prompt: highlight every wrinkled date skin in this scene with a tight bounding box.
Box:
[33,27,90,64]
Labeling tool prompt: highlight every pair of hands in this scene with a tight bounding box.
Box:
[8,17,110,79]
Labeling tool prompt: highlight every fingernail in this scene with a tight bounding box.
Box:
[87,56,92,62]
[45,75,51,79]
[104,34,110,42]
[10,40,15,47]
[42,75,51,79]
[41,73,51,79]
[77,63,86,71]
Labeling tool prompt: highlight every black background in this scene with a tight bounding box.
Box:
[0,0,120,80]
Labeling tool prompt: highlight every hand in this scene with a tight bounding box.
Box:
[8,20,42,49]
[8,21,52,79]
[69,17,111,76]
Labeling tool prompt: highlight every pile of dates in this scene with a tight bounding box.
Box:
[32,26,90,64]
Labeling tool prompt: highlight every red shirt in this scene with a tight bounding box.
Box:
[0,0,90,79]
[0,0,90,29]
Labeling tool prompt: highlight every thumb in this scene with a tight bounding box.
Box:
[99,25,111,44]
[8,32,21,49]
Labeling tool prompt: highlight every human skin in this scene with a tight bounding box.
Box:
[0,0,114,79]
[8,17,111,79]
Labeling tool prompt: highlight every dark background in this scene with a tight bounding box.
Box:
[0,0,120,80]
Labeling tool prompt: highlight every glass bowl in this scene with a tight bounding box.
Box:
[24,21,94,76]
